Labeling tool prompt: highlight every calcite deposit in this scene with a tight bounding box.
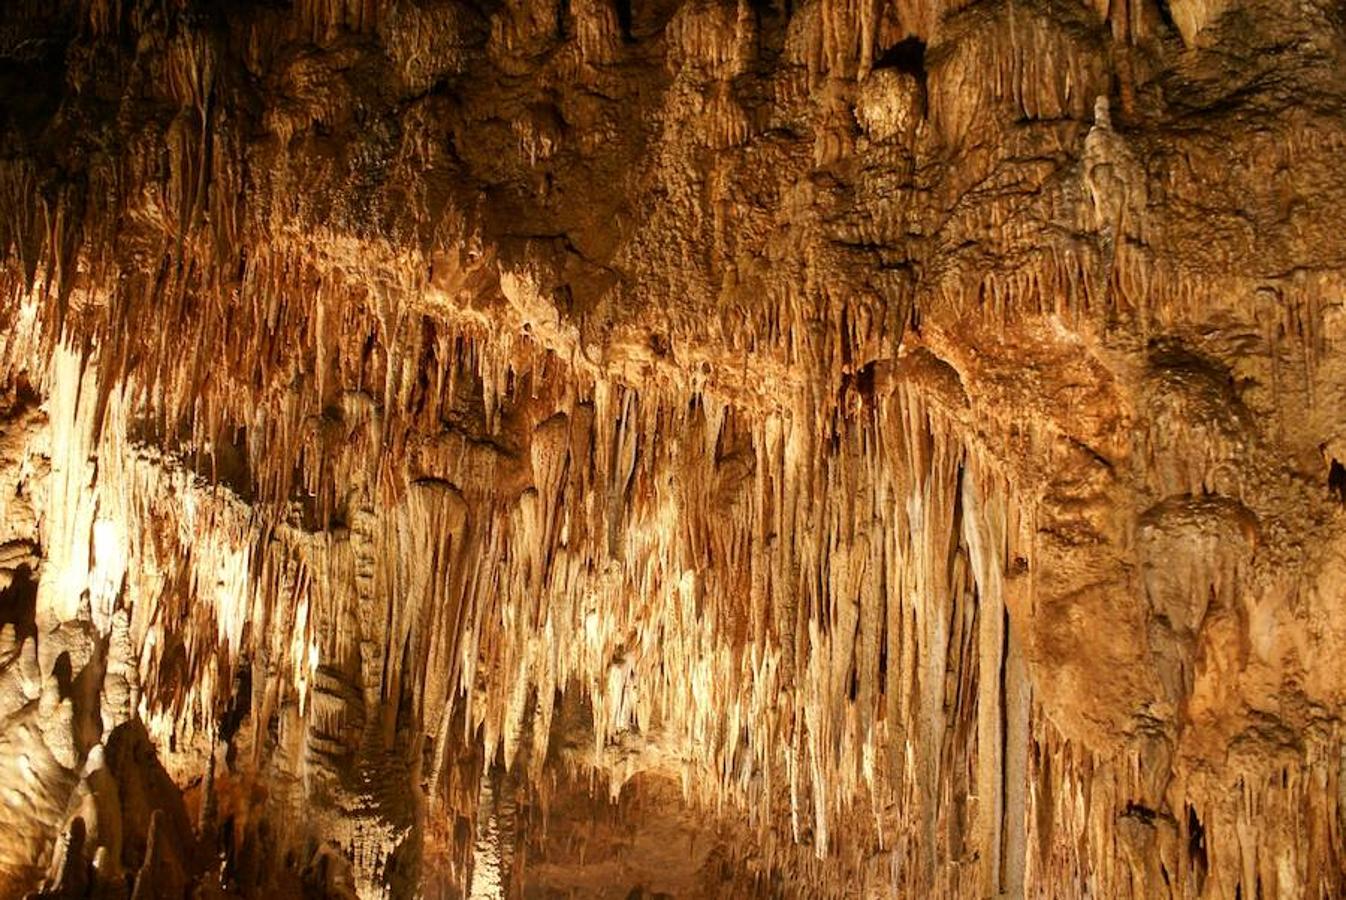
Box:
[1,0,1345,896]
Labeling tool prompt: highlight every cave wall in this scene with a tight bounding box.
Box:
[1,0,1346,896]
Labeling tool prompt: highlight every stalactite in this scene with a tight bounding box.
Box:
[1,0,1345,896]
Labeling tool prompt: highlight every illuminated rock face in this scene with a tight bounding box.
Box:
[2,0,1346,897]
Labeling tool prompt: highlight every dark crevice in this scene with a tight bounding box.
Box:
[997,606,1011,893]
[876,597,889,697]
[1187,805,1208,890]
[614,0,634,42]
[220,662,252,744]
[1123,801,1159,823]
[1329,458,1346,502]
[0,560,38,644]
[556,0,570,39]
[873,37,927,115]
[874,36,926,83]
[845,610,856,699]
[1151,0,1179,35]
[52,650,73,698]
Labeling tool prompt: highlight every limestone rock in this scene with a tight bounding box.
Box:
[1,0,1345,896]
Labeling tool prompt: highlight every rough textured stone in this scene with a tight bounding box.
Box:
[1,0,1345,896]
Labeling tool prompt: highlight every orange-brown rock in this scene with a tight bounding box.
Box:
[1,0,1345,896]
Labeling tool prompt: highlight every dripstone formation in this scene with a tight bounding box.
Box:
[1,0,1345,896]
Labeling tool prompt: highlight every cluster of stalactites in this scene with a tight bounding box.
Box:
[4,255,1057,893]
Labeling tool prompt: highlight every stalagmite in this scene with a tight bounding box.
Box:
[1,0,1346,896]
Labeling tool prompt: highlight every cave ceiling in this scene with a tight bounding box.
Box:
[2,0,1346,896]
